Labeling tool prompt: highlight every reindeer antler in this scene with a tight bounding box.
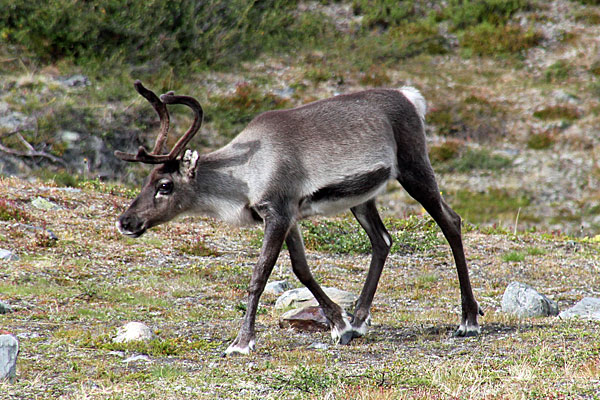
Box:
[114,81,203,164]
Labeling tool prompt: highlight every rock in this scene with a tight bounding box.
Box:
[58,74,91,88]
[308,342,329,350]
[552,89,580,104]
[113,322,155,343]
[264,280,292,295]
[559,297,600,321]
[0,102,34,132]
[0,301,13,314]
[279,306,330,332]
[123,354,151,363]
[275,287,357,312]
[501,282,559,318]
[60,130,82,146]
[31,197,62,211]
[0,249,18,261]
[0,334,19,382]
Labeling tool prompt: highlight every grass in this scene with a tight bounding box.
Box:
[1,176,599,399]
[434,148,513,173]
[2,0,600,397]
[444,188,531,226]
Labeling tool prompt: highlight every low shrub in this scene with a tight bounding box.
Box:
[533,105,580,121]
[206,83,290,139]
[0,0,307,69]
[459,22,541,57]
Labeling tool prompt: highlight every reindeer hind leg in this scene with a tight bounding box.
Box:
[397,161,483,336]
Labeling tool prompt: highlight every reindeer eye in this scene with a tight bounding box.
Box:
[157,180,173,195]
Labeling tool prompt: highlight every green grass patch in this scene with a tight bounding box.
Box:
[527,128,556,150]
[459,22,541,57]
[445,188,530,225]
[441,148,513,173]
[297,214,439,255]
[429,140,463,163]
[502,250,526,262]
[206,82,290,139]
[533,105,581,121]
[526,246,546,256]
[178,238,221,257]
[544,60,571,83]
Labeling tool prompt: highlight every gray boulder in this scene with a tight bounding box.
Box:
[0,334,19,382]
[275,287,357,312]
[0,301,12,314]
[501,282,559,318]
[264,280,292,295]
[113,322,155,343]
[559,297,600,321]
[0,249,18,261]
[31,197,62,211]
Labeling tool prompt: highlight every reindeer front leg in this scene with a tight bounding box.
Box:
[224,210,290,355]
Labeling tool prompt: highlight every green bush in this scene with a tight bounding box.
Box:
[206,82,290,139]
[442,0,530,31]
[459,22,541,56]
[533,105,580,121]
[352,0,419,29]
[449,149,513,172]
[0,0,305,68]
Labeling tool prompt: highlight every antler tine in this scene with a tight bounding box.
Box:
[114,82,203,164]
[158,93,204,161]
[114,80,173,163]
[133,80,170,154]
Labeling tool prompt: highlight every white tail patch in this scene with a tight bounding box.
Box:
[399,86,427,122]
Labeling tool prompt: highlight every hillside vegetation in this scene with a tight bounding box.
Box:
[1,1,600,398]
[1,0,599,234]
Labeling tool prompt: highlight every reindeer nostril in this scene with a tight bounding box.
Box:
[118,214,145,235]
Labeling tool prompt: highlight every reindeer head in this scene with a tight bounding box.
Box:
[115,81,203,237]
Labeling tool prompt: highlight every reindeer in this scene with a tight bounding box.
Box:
[115,81,484,355]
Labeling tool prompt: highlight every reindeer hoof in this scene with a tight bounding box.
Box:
[338,330,355,345]
[453,324,481,337]
[222,339,255,356]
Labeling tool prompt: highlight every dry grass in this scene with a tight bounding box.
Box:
[0,176,599,399]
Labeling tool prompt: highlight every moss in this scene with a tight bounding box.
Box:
[429,140,463,163]
[447,149,513,173]
[544,60,571,83]
[206,82,290,139]
[527,128,556,150]
[533,105,580,121]
[445,188,531,225]
[459,22,541,57]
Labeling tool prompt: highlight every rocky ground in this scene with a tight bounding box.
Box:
[0,173,599,399]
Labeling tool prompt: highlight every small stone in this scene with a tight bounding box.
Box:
[0,334,19,382]
[0,249,18,261]
[501,282,559,318]
[275,287,357,312]
[113,322,155,343]
[308,342,329,350]
[123,354,151,363]
[0,301,13,314]
[279,306,329,332]
[59,74,91,88]
[559,297,600,321]
[31,197,61,211]
[264,280,292,295]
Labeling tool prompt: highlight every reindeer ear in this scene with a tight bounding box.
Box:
[180,149,199,180]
